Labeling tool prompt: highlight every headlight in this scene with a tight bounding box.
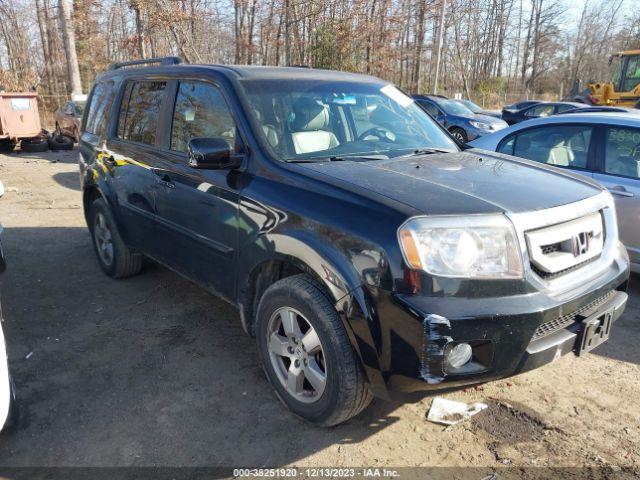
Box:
[469,120,492,130]
[398,215,523,278]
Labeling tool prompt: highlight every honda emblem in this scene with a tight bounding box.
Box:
[572,232,590,257]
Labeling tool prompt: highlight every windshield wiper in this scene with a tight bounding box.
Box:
[287,154,388,163]
[396,148,453,158]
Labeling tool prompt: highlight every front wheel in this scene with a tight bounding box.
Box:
[450,127,468,143]
[256,274,372,426]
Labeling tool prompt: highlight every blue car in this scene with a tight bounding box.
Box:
[412,95,508,142]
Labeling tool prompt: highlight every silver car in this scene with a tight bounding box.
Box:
[469,112,640,273]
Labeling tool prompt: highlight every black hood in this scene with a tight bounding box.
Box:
[297,150,603,216]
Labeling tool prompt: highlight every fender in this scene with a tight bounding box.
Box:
[238,227,389,393]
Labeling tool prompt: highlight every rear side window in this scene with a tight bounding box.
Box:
[498,125,592,169]
[604,127,640,179]
[418,101,440,118]
[84,81,115,136]
[117,80,166,145]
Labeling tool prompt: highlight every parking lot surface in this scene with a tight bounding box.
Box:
[0,149,638,474]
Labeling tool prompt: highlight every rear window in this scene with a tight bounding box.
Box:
[117,80,166,145]
[84,81,115,136]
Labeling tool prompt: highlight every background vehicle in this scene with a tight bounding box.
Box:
[54,98,86,142]
[558,106,638,115]
[413,94,507,142]
[469,112,640,273]
[502,101,589,125]
[79,59,628,426]
[571,50,640,108]
[0,93,48,153]
[454,99,501,118]
[0,180,17,432]
[501,100,541,123]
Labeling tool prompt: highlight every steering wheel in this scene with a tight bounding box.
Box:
[357,127,396,142]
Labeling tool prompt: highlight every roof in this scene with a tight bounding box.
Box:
[99,62,386,84]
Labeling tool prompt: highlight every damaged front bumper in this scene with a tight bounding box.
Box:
[351,263,629,402]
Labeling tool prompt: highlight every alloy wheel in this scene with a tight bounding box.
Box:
[267,306,327,403]
[93,212,114,267]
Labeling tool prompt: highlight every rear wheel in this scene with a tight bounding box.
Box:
[256,274,372,426]
[88,198,143,278]
[450,127,468,143]
[0,140,15,153]
[20,137,49,153]
[49,133,74,151]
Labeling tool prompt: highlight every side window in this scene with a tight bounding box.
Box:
[510,125,592,169]
[117,80,166,145]
[84,81,115,136]
[419,101,440,118]
[622,56,640,92]
[556,104,576,113]
[497,136,515,155]
[170,81,236,153]
[604,127,640,179]
[526,104,554,118]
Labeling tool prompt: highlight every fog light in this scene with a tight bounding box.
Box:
[446,342,472,369]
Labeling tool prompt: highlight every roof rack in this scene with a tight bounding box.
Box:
[108,56,181,71]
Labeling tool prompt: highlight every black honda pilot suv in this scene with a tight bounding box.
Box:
[79,57,630,426]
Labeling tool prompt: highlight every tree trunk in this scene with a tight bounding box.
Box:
[59,0,83,95]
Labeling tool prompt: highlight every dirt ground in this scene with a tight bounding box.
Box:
[0,148,638,475]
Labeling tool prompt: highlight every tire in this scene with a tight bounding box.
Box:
[0,140,15,153]
[450,128,468,143]
[20,137,49,153]
[2,374,19,433]
[49,133,74,151]
[88,198,143,278]
[256,274,372,426]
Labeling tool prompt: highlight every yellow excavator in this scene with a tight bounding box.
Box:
[570,50,640,108]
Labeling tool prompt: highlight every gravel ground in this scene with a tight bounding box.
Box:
[0,148,638,476]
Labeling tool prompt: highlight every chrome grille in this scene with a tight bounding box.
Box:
[525,212,604,279]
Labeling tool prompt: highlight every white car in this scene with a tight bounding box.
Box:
[0,181,16,431]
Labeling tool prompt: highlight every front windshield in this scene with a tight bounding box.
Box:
[460,99,482,113]
[74,102,85,116]
[438,99,475,116]
[241,80,458,161]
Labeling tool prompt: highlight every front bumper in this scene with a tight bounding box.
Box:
[348,261,629,402]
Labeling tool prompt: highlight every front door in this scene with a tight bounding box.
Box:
[152,80,241,301]
[593,125,640,267]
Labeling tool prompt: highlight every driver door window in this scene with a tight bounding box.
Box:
[171,82,236,153]
[525,104,554,118]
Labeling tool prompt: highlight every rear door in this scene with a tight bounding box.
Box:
[150,80,242,301]
[592,125,640,267]
[104,79,170,256]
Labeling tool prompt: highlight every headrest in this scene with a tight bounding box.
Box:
[290,98,330,131]
[517,136,531,151]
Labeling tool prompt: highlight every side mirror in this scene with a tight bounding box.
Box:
[187,137,240,170]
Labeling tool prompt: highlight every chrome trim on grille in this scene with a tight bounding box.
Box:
[525,212,604,274]
[507,191,619,294]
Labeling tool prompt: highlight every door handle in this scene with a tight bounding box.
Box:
[608,186,634,198]
[154,172,175,189]
[103,155,117,166]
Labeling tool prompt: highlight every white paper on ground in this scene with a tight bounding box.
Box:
[427,397,488,426]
